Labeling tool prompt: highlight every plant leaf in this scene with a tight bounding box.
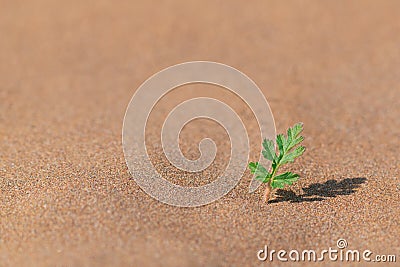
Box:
[248,162,271,183]
[286,127,293,148]
[291,122,303,136]
[291,135,304,148]
[262,139,276,162]
[281,146,306,164]
[276,134,286,157]
[271,172,299,189]
[285,122,304,151]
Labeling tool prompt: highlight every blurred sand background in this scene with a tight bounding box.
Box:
[0,0,399,266]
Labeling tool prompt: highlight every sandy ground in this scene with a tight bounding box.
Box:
[1,1,399,266]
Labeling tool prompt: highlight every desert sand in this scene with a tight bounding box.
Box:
[0,1,399,266]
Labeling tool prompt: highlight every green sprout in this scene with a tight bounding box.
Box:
[249,122,306,202]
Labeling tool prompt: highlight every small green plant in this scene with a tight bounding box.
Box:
[249,122,306,202]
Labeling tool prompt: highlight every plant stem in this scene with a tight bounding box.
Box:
[264,182,272,202]
[265,162,280,202]
[271,163,278,178]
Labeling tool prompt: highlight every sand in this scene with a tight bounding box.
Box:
[1,1,399,266]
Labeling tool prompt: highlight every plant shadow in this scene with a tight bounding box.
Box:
[268,177,367,204]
